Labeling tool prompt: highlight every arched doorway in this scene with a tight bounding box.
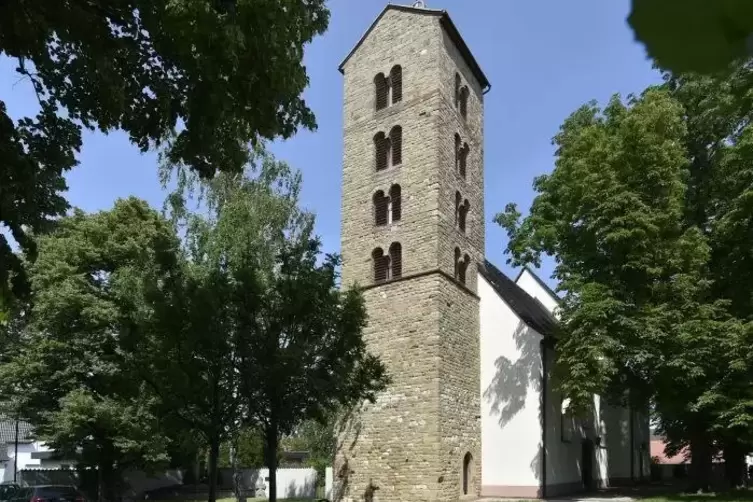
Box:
[581,439,594,491]
[462,452,473,495]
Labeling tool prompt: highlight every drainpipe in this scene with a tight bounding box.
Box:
[540,340,547,499]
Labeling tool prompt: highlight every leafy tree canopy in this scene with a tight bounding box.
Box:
[0,197,180,500]
[497,74,753,489]
[628,0,753,74]
[166,150,389,502]
[0,0,329,302]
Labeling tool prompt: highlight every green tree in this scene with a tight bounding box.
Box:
[497,87,751,491]
[219,428,265,469]
[168,149,389,502]
[0,198,180,501]
[628,0,753,74]
[133,255,240,502]
[0,0,329,304]
[280,416,337,485]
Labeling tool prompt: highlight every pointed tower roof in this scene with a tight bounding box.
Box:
[338,3,491,92]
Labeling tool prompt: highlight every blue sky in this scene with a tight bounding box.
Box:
[1,0,661,288]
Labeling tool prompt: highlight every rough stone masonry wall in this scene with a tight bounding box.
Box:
[436,24,485,501]
[336,8,485,501]
[335,276,443,502]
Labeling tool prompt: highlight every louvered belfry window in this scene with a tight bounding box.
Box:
[373,191,389,226]
[389,242,402,279]
[459,86,469,120]
[390,126,402,167]
[455,73,461,108]
[373,248,390,282]
[454,248,470,285]
[390,65,403,105]
[459,199,469,233]
[389,184,401,223]
[375,73,389,111]
[374,132,388,171]
[459,253,469,285]
[455,133,461,173]
[455,191,462,226]
[459,143,469,178]
[454,247,462,280]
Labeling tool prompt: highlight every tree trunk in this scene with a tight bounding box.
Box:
[230,435,246,502]
[208,432,221,502]
[97,441,115,502]
[265,422,279,502]
[723,440,746,489]
[688,434,712,493]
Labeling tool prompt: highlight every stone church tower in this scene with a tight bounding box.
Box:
[336,3,491,501]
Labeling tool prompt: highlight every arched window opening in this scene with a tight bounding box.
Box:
[459,143,469,179]
[389,184,402,223]
[390,65,403,104]
[374,132,389,172]
[454,133,461,173]
[459,254,470,285]
[373,190,389,226]
[375,73,389,111]
[459,199,469,233]
[462,452,473,495]
[459,86,469,120]
[373,248,390,282]
[454,73,462,108]
[454,191,462,226]
[390,126,403,167]
[389,242,402,279]
[454,247,462,281]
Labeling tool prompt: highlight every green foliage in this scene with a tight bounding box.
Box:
[166,149,389,502]
[628,0,753,74]
[499,89,696,411]
[498,68,753,488]
[280,417,336,485]
[0,197,180,498]
[0,0,329,302]
[219,428,265,469]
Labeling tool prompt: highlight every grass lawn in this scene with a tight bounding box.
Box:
[639,490,753,502]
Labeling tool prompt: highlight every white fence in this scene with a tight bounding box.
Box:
[218,467,318,499]
[325,467,333,500]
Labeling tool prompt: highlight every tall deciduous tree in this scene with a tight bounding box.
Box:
[0,0,329,304]
[497,85,753,491]
[0,198,180,501]
[132,255,241,502]
[167,149,389,502]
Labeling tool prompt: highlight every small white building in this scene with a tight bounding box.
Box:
[478,262,651,498]
[0,417,75,482]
